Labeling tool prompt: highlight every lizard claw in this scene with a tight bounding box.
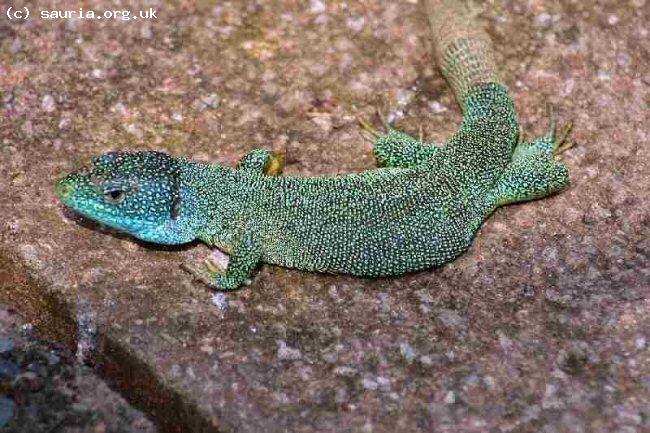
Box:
[181,249,231,288]
[204,258,224,274]
[181,262,238,290]
[355,112,381,139]
[543,104,575,157]
[544,103,559,141]
[180,262,218,287]
[375,107,392,133]
[354,106,394,142]
[553,120,574,156]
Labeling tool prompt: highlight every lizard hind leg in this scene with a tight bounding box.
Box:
[373,129,441,169]
[357,108,440,169]
[356,107,444,169]
[494,143,569,207]
[495,115,574,206]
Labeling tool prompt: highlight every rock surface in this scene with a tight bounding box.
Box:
[0,305,156,432]
[0,1,648,432]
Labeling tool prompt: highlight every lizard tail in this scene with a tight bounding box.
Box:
[422,0,502,112]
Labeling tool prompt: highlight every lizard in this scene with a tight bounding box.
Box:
[55,0,572,291]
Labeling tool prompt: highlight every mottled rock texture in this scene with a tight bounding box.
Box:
[0,1,647,432]
[0,305,156,432]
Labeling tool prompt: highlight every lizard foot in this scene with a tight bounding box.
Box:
[180,249,242,290]
[495,109,572,206]
[180,262,216,287]
[264,153,284,176]
[238,149,284,176]
[181,263,242,291]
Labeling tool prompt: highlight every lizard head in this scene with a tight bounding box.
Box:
[56,151,198,244]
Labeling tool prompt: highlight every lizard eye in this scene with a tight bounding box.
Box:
[104,189,126,204]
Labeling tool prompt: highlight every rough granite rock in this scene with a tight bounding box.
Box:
[0,1,648,432]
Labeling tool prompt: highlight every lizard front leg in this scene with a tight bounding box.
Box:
[185,231,263,291]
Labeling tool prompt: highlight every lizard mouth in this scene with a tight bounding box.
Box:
[55,175,116,223]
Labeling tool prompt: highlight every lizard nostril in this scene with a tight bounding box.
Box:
[55,178,73,200]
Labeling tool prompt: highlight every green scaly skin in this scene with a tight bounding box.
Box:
[56,82,569,290]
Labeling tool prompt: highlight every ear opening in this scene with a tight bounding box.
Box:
[171,194,181,220]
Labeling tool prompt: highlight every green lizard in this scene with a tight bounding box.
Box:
[55,0,572,291]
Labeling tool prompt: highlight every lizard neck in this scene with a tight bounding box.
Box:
[179,160,256,248]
